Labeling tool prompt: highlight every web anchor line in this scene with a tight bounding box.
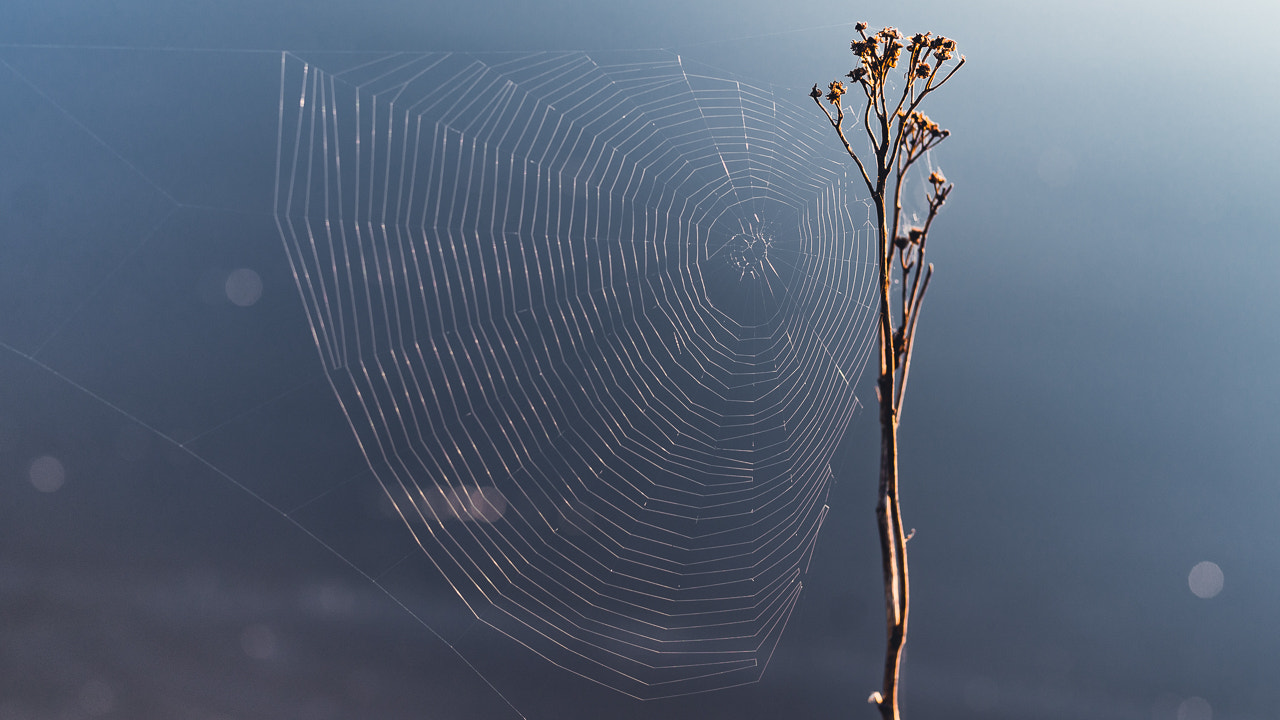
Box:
[0,339,528,720]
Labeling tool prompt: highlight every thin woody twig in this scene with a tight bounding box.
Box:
[896,264,931,416]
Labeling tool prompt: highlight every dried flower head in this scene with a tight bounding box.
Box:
[885,41,903,68]
[847,67,868,82]
[914,62,931,78]
[854,21,868,32]
[929,171,947,185]
[826,80,846,105]
[809,83,823,100]
[903,110,938,134]
[907,227,925,244]
[932,37,957,62]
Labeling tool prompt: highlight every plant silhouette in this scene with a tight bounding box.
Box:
[812,23,964,720]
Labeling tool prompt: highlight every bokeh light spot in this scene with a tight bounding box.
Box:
[412,485,508,523]
[240,623,278,660]
[300,581,356,617]
[1188,561,1223,599]
[27,455,66,493]
[225,268,263,307]
[1177,696,1212,720]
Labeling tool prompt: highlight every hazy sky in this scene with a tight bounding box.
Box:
[2,2,1278,719]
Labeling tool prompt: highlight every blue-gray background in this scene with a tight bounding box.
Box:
[2,1,1277,719]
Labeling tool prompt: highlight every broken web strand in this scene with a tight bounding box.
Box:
[275,49,879,699]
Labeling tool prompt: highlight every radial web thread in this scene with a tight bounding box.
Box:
[273,49,878,699]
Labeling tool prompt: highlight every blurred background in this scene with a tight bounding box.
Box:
[2,1,1278,718]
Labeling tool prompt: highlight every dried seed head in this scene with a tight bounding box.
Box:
[886,41,903,67]
[826,80,846,105]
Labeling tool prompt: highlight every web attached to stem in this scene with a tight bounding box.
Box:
[274,49,877,698]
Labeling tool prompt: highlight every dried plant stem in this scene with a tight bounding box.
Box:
[873,176,909,720]
[812,24,963,720]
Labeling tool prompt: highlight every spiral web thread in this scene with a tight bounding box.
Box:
[273,49,878,699]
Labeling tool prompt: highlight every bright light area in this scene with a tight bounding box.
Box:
[27,455,66,493]
[240,623,278,660]
[415,485,508,523]
[1177,695,1212,720]
[225,268,263,307]
[1188,561,1223,599]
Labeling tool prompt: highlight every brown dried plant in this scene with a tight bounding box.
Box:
[811,22,964,720]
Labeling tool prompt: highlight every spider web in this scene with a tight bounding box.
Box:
[274,49,878,698]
